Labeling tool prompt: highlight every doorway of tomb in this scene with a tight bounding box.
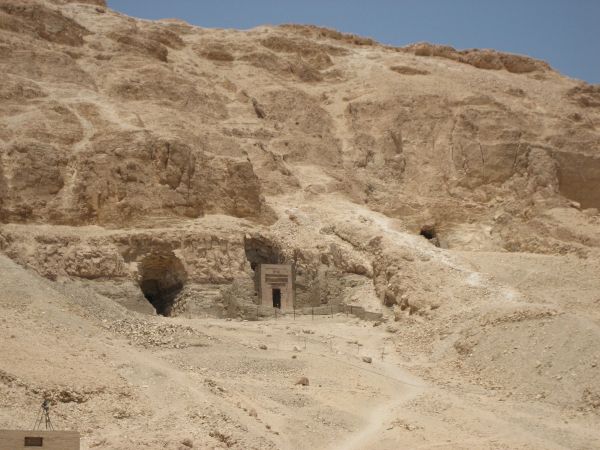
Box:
[272,288,281,309]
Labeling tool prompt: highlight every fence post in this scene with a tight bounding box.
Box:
[256,304,259,321]
[312,307,314,321]
[330,305,333,319]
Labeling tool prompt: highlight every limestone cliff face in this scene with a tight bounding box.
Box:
[0,0,599,315]
[0,0,596,229]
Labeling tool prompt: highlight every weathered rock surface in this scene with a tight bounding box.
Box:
[0,0,599,316]
[1,5,600,448]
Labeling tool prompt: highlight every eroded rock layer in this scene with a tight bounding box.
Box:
[1,4,600,448]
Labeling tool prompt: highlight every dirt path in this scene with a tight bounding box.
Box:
[325,323,426,450]
[334,377,424,450]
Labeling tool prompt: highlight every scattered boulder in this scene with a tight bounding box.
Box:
[295,377,309,386]
[252,98,266,119]
[569,200,581,209]
[362,356,372,364]
[181,438,194,448]
[383,289,396,306]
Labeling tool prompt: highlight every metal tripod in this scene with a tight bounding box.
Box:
[33,400,54,430]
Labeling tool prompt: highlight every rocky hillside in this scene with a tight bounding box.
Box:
[1,2,600,448]
[1,0,599,226]
[1,0,599,311]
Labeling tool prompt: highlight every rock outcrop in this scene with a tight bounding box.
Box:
[0,0,599,317]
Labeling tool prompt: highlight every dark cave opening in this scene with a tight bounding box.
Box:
[138,253,187,317]
[420,225,437,240]
[420,225,440,247]
[244,236,284,295]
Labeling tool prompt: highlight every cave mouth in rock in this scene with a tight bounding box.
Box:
[420,225,441,247]
[138,253,187,317]
[244,236,284,294]
[420,225,437,241]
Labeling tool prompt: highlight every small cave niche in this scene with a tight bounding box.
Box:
[138,252,187,317]
[244,236,284,294]
[419,224,440,247]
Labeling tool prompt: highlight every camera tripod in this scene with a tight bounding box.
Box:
[33,400,54,430]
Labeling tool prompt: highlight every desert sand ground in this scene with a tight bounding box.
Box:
[2,245,600,449]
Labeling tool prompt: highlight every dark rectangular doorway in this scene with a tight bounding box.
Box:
[272,288,281,309]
